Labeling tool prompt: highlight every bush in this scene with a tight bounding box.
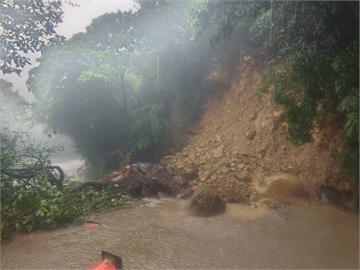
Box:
[192,1,359,178]
[261,45,358,177]
[1,129,128,240]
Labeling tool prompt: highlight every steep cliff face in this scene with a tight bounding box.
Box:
[164,54,347,203]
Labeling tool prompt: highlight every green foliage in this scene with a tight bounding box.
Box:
[190,1,269,46]
[264,45,359,176]
[0,0,64,74]
[1,130,127,240]
[2,180,128,240]
[129,104,167,157]
[193,1,359,178]
[29,1,211,171]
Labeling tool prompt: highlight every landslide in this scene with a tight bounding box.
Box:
[162,53,357,208]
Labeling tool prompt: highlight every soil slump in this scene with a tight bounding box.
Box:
[1,199,358,269]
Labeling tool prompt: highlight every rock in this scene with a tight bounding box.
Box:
[212,145,224,158]
[246,130,256,140]
[182,165,199,183]
[258,146,267,158]
[335,180,355,192]
[258,198,273,205]
[222,194,239,203]
[271,110,285,132]
[136,162,153,175]
[243,55,252,61]
[219,167,230,175]
[174,175,184,186]
[199,171,210,182]
[189,180,198,187]
[188,186,226,216]
[234,172,251,183]
[237,163,245,170]
[177,188,194,199]
[250,112,258,120]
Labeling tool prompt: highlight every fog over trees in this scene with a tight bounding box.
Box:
[0,0,358,253]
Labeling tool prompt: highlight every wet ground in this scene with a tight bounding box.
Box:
[1,199,359,269]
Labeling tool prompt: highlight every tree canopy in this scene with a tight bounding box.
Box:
[26,0,359,177]
[0,0,65,75]
[28,1,212,175]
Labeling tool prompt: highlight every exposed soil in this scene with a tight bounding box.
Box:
[162,54,357,209]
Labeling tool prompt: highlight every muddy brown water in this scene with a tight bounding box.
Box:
[1,199,359,269]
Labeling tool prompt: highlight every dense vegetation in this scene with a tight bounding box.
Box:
[1,0,358,240]
[0,128,127,239]
[0,0,64,74]
[26,1,358,177]
[192,1,359,177]
[29,1,213,176]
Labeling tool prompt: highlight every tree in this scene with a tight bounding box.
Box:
[29,0,212,174]
[0,79,31,129]
[0,0,64,75]
[192,0,359,177]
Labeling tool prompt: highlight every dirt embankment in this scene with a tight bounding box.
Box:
[162,54,358,209]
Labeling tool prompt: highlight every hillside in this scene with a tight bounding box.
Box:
[163,53,355,207]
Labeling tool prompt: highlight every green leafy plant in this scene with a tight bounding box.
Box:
[29,1,211,172]
[1,130,128,240]
[192,1,359,178]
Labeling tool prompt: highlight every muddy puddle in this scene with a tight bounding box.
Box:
[1,199,359,269]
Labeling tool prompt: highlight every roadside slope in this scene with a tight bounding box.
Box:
[164,55,347,204]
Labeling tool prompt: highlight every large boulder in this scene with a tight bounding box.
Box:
[188,186,226,216]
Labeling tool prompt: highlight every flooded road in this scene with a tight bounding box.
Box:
[1,199,359,269]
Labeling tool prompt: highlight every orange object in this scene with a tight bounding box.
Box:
[85,223,98,229]
[90,260,116,270]
[90,251,122,270]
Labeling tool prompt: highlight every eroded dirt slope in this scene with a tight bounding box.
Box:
[163,55,347,204]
